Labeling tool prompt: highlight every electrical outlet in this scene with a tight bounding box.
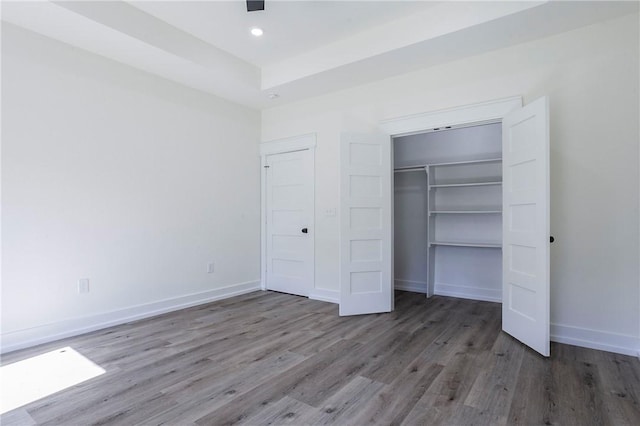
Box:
[207,262,215,274]
[78,278,90,294]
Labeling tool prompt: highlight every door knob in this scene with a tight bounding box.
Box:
[301,228,308,234]
[550,236,555,243]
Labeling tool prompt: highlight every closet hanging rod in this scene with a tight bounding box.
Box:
[394,166,427,173]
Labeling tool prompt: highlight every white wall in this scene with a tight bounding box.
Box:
[394,171,428,293]
[1,24,261,352]
[262,14,640,355]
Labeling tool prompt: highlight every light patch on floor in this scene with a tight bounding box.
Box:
[0,347,106,414]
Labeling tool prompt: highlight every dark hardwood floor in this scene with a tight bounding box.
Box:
[2,290,639,425]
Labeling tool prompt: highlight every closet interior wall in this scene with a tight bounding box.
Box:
[393,123,504,302]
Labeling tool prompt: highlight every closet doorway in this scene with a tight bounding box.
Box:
[393,122,503,302]
[339,96,551,356]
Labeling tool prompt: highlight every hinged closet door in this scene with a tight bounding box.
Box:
[339,132,393,316]
[502,96,550,356]
[265,149,314,297]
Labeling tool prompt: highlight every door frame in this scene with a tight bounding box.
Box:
[260,133,317,292]
[379,96,523,296]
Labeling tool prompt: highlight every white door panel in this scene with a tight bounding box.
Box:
[340,132,393,316]
[266,149,314,297]
[502,96,550,356]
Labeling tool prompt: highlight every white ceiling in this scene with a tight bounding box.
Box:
[130,1,437,67]
[2,1,638,109]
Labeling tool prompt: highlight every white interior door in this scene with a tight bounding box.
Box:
[266,149,314,297]
[502,96,550,356]
[339,132,393,316]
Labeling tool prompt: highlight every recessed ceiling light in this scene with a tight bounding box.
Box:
[251,27,264,37]
[268,93,280,99]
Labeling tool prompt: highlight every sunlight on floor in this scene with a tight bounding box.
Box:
[0,347,106,414]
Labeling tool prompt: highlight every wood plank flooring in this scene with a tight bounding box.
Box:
[2,290,639,425]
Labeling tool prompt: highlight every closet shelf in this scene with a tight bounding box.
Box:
[394,157,502,171]
[429,158,502,167]
[430,181,502,188]
[430,209,502,215]
[430,240,502,248]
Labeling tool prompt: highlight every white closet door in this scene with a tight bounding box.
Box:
[339,132,393,316]
[266,149,314,297]
[502,96,550,356]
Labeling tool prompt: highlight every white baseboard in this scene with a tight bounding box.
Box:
[309,288,339,304]
[6,280,636,358]
[394,279,427,294]
[550,323,640,357]
[435,282,501,303]
[0,280,261,355]
[430,285,639,357]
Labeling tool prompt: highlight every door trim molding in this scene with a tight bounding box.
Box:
[380,96,522,136]
[380,97,522,302]
[260,133,317,156]
[260,133,316,293]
